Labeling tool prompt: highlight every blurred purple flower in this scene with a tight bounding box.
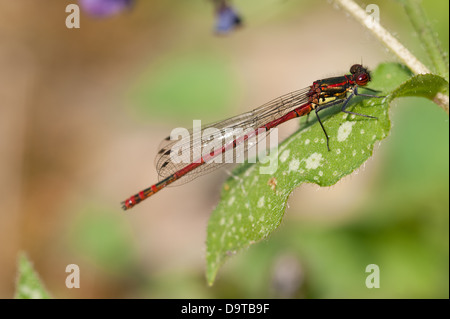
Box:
[214,2,242,34]
[79,0,134,17]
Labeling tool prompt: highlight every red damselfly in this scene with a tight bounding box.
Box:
[122,64,382,210]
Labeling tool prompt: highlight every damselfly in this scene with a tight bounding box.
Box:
[122,64,382,210]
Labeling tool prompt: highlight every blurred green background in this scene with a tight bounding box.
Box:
[0,0,447,298]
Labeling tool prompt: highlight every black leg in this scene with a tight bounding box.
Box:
[358,87,384,94]
[352,86,384,99]
[312,86,382,151]
[342,86,379,119]
[313,99,349,151]
[354,93,384,98]
[314,108,331,151]
[314,98,346,112]
[341,91,355,110]
[342,109,377,118]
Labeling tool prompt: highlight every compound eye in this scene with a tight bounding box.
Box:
[350,64,362,74]
[356,73,369,86]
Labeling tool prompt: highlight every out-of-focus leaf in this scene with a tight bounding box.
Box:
[131,55,237,121]
[14,253,51,299]
[69,206,136,273]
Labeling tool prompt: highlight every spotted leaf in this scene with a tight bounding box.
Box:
[206,62,416,285]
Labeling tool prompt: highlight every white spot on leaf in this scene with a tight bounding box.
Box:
[257,196,265,208]
[289,158,300,172]
[305,153,323,170]
[280,150,290,163]
[337,122,356,142]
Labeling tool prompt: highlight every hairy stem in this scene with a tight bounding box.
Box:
[334,0,449,114]
[403,0,449,81]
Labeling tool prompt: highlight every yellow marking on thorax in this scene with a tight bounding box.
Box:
[311,86,355,110]
[318,96,339,105]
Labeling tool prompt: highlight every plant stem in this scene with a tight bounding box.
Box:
[434,93,449,114]
[403,0,449,81]
[334,0,448,114]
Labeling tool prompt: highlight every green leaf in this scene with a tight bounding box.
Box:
[68,206,137,274]
[14,253,51,299]
[389,73,449,100]
[205,63,414,285]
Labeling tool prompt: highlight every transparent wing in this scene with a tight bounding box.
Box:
[154,87,310,186]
